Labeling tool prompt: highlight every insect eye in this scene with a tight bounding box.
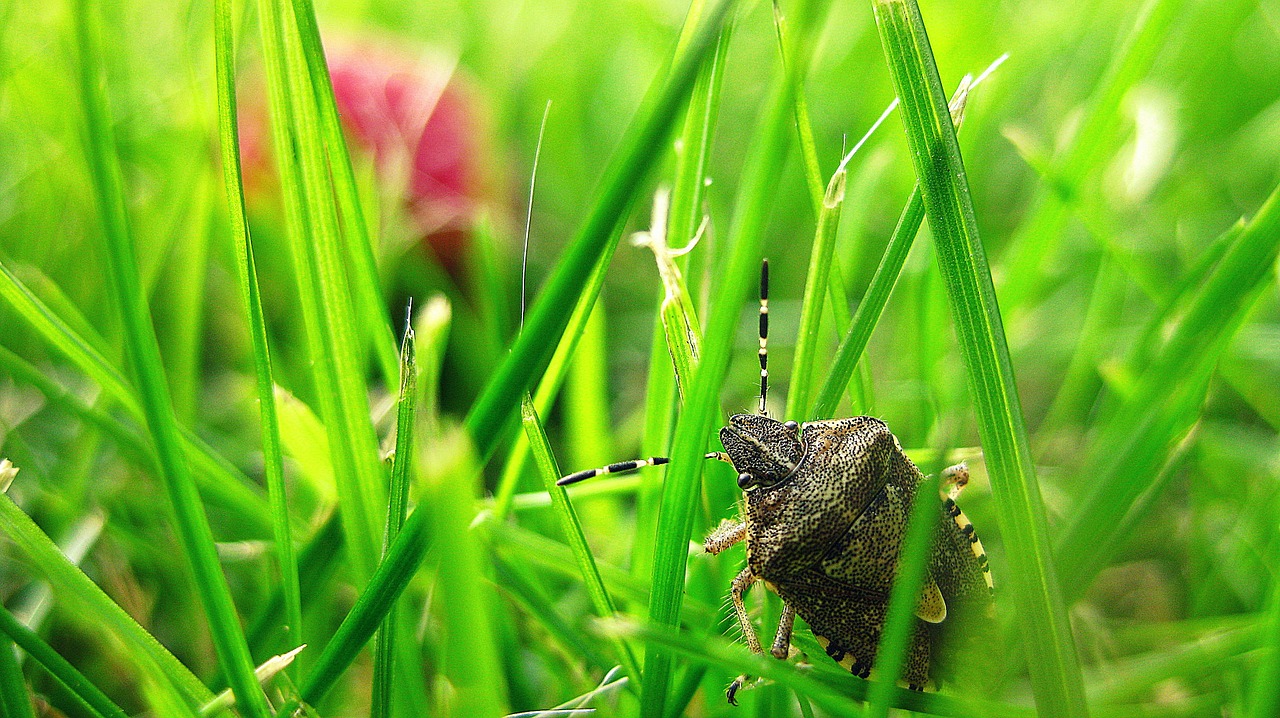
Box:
[737,472,755,489]
[783,420,799,433]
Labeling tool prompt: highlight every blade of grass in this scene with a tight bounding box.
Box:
[420,430,508,717]
[285,5,735,706]
[1054,183,1280,597]
[0,604,128,718]
[866,463,941,718]
[522,394,643,688]
[1248,573,1280,718]
[641,24,812,713]
[0,480,212,706]
[869,2,1089,716]
[75,1,270,714]
[257,0,385,582]
[286,0,400,387]
[0,630,35,718]
[371,326,417,718]
[213,0,301,662]
[811,56,1005,421]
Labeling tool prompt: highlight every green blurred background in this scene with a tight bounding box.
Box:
[2,0,1279,715]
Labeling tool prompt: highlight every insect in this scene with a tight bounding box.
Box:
[559,260,994,703]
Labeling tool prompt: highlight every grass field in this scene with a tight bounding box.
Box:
[2,0,1279,716]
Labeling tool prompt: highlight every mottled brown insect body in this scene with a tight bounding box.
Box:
[708,413,993,700]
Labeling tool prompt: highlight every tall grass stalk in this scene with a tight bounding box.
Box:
[213,0,301,659]
[521,395,643,687]
[870,1,1089,715]
[371,327,418,718]
[74,1,270,714]
[640,23,812,716]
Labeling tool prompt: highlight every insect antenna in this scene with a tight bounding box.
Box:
[757,258,769,416]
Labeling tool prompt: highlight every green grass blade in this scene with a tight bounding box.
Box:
[869,1,1089,715]
[0,629,35,718]
[1054,183,1280,595]
[787,170,846,420]
[74,1,270,714]
[0,604,128,718]
[866,469,939,717]
[1248,579,1280,718]
[257,0,385,581]
[641,41,807,717]
[0,480,212,706]
[213,0,301,661]
[371,327,417,718]
[462,0,734,451]
[521,394,644,687]
[287,0,400,387]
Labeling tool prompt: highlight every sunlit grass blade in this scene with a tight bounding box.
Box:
[522,394,643,686]
[1054,182,1280,595]
[257,0,386,582]
[869,1,1088,715]
[0,604,129,718]
[641,5,818,705]
[371,327,417,718]
[74,1,269,714]
[287,0,399,386]
[866,469,940,718]
[1248,583,1280,718]
[213,0,301,662]
[0,477,211,707]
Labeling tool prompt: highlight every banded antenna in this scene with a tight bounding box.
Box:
[758,258,769,415]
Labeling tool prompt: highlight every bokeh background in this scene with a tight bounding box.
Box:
[2,0,1279,715]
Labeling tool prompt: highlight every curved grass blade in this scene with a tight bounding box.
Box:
[0,630,35,718]
[0,604,127,718]
[213,0,301,660]
[0,479,212,707]
[869,1,1088,715]
[74,2,270,714]
[521,394,643,687]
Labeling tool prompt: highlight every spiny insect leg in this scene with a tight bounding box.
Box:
[757,258,769,416]
[725,567,762,704]
[556,457,669,486]
[769,602,796,659]
[704,519,747,555]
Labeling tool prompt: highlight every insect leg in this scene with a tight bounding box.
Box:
[703,519,746,555]
[726,566,762,705]
[757,258,769,416]
[769,602,796,659]
[940,462,969,500]
[556,457,669,486]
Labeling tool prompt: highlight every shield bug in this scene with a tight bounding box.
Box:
[559,259,994,702]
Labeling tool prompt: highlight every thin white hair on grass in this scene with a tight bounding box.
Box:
[503,666,628,718]
[832,51,1009,178]
[520,100,553,334]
